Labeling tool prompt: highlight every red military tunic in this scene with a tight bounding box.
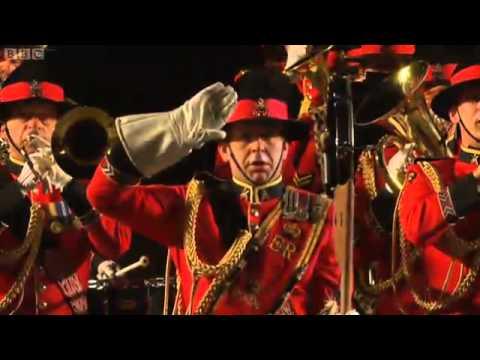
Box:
[283,118,325,193]
[0,162,131,315]
[87,163,341,315]
[398,149,480,314]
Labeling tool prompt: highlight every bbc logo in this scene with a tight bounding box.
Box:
[4,47,46,61]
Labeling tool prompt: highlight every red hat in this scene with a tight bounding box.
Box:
[342,45,415,73]
[0,62,74,122]
[423,63,457,88]
[223,68,309,142]
[347,44,416,58]
[431,64,480,120]
[0,81,65,103]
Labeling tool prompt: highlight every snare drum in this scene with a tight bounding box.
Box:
[87,277,176,315]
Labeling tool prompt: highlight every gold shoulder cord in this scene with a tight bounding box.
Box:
[172,272,183,315]
[295,197,332,270]
[359,149,378,201]
[0,204,45,313]
[0,226,36,266]
[184,179,281,315]
[358,267,409,296]
[418,162,441,193]
[357,149,414,296]
[398,162,479,313]
[184,179,254,278]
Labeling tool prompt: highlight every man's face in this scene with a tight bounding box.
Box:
[219,122,288,186]
[450,86,480,148]
[1,101,58,161]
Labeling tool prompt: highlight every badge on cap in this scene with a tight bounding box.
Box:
[254,98,268,117]
[30,80,42,98]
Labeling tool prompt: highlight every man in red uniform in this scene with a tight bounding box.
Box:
[353,62,458,314]
[397,63,480,314]
[0,63,130,315]
[87,68,341,315]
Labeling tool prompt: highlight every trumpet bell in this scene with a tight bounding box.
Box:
[52,106,116,178]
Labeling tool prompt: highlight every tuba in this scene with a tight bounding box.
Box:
[52,106,117,178]
[355,60,451,194]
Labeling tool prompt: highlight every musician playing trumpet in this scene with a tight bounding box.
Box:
[0,62,132,315]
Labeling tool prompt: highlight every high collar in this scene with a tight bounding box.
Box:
[5,156,24,176]
[459,146,480,165]
[232,176,285,203]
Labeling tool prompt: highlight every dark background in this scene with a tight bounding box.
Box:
[45,46,267,117]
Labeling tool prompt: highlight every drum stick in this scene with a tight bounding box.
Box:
[115,256,150,278]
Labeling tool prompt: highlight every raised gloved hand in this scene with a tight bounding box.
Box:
[115,82,238,178]
[27,136,73,192]
[284,45,309,71]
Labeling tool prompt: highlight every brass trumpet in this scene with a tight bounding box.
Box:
[52,106,117,178]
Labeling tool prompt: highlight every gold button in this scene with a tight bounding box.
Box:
[39,302,48,311]
[50,221,64,235]
[251,209,260,217]
[39,284,47,292]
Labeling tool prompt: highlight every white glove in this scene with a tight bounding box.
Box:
[27,138,73,192]
[284,45,309,70]
[115,82,238,178]
[17,162,39,192]
[97,260,120,280]
[321,300,361,315]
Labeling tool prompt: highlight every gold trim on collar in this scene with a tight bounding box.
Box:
[232,176,283,203]
[460,146,480,156]
[9,156,25,167]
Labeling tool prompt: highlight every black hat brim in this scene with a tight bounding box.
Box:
[0,98,77,123]
[431,79,480,120]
